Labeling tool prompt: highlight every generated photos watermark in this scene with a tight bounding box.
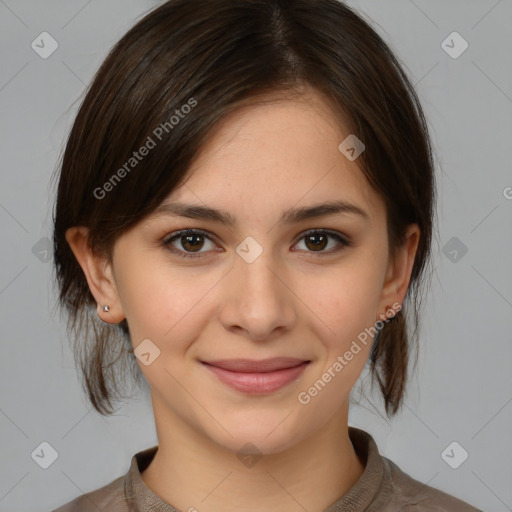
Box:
[297,302,402,405]
[93,97,197,200]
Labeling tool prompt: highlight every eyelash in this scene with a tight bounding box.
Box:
[162,228,352,259]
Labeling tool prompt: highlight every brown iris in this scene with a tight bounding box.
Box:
[304,233,328,251]
[180,231,204,252]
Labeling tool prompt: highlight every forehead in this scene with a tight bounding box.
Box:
[163,91,385,224]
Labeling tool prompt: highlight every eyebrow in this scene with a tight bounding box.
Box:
[151,200,369,227]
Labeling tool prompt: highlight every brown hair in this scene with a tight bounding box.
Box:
[52,0,436,417]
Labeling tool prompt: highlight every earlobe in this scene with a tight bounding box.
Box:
[65,226,124,324]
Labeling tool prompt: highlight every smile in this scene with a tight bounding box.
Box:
[201,358,311,394]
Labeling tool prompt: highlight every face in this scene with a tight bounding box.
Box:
[74,90,418,455]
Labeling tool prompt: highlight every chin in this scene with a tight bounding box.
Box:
[205,411,309,457]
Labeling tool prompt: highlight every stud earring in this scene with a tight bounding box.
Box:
[102,305,110,312]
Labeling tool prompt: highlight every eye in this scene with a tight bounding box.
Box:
[293,229,351,255]
[163,229,219,259]
[162,228,351,260]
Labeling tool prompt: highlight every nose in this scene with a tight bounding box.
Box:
[219,245,297,341]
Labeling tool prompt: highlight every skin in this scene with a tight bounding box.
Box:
[66,88,419,512]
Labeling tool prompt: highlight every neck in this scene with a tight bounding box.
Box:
[141,396,365,512]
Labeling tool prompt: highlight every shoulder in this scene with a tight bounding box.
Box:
[51,475,130,512]
[382,456,484,512]
[51,444,159,512]
[345,427,483,512]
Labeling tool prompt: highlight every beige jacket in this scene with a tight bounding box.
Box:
[53,427,483,511]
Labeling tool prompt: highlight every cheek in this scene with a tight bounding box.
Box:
[302,259,385,343]
[294,265,382,414]
[114,252,220,348]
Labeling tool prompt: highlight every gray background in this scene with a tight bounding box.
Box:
[1,1,511,511]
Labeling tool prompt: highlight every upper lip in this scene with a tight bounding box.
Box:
[201,357,310,373]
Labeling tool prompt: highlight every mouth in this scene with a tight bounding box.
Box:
[201,357,311,394]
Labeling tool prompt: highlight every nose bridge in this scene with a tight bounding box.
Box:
[235,234,282,298]
[221,234,295,337]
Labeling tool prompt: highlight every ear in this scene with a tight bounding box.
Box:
[376,223,420,320]
[65,226,125,324]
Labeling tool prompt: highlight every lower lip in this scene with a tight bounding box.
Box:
[202,362,310,394]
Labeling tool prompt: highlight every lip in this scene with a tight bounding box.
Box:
[201,358,310,394]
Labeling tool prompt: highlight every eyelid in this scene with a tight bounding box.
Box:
[292,228,350,246]
[163,228,216,244]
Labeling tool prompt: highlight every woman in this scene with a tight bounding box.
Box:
[52,0,482,510]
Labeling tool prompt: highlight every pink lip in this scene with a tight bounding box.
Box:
[201,358,310,394]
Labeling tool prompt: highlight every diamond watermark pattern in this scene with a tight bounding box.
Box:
[31,441,58,469]
[134,338,161,366]
[237,442,263,468]
[236,236,263,263]
[441,31,468,59]
[338,134,365,161]
[31,236,52,263]
[31,32,59,59]
[442,236,468,263]
[441,441,468,469]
